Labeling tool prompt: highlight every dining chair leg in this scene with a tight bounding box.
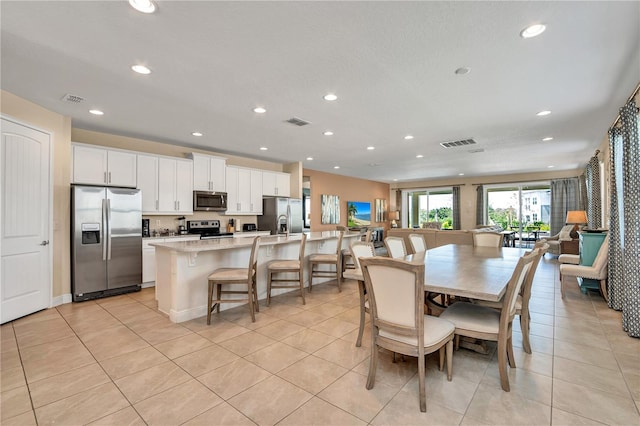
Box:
[438,347,444,371]
[600,279,608,302]
[247,285,256,323]
[454,334,460,350]
[307,264,314,293]
[507,335,516,368]
[356,281,366,347]
[560,273,566,299]
[216,285,222,313]
[418,349,427,413]
[266,271,272,306]
[497,337,510,392]
[366,340,378,390]
[520,312,532,354]
[446,339,453,381]
[253,279,260,312]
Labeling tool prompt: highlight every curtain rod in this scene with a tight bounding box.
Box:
[393,183,466,191]
[471,178,555,187]
[611,81,640,128]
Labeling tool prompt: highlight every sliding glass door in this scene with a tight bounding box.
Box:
[486,183,550,246]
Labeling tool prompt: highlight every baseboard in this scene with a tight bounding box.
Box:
[51,293,72,307]
[141,282,155,289]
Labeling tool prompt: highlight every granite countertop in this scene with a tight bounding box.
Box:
[149,231,359,253]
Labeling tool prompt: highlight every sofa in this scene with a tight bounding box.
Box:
[387,228,474,253]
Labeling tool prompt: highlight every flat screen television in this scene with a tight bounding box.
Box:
[347,201,371,227]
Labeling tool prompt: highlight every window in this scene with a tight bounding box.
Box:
[403,188,454,229]
[533,197,538,205]
[533,213,538,221]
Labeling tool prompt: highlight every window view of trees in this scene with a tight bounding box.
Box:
[407,190,453,229]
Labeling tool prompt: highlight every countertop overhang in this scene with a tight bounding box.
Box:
[149,231,359,253]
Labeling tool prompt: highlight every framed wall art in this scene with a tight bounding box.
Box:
[321,194,340,224]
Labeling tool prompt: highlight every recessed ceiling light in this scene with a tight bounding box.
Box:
[367,146,375,150]
[536,110,551,116]
[542,137,554,141]
[455,67,471,75]
[404,135,414,140]
[416,154,424,158]
[520,24,546,39]
[129,0,157,13]
[323,131,334,136]
[333,166,340,169]
[393,179,398,182]
[89,109,104,115]
[253,107,266,114]
[548,165,555,168]
[306,157,314,161]
[191,132,203,137]
[259,147,268,151]
[323,93,338,101]
[131,64,151,75]
[458,173,465,176]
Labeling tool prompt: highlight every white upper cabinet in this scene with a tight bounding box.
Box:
[262,171,290,197]
[137,154,159,212]
[157,157,193,214]
[72,144,137,187]
[140,155,192,215]
[190,153,226,192]
[226,166,262,215]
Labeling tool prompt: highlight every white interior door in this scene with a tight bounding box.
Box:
[1,118,51,324]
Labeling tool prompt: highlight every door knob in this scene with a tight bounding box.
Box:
[40,240,50,246]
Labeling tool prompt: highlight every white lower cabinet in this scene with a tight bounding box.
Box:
[143,236,199,283]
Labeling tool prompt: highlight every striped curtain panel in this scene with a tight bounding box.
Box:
[452,186,461,230]
[550,178,581,236]
[475,185,484,226]
[609,99,640,337]
[585,155,602,229]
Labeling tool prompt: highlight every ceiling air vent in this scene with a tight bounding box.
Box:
[285,117,311,126]
[61,93,85,103]
[440,138,476,149]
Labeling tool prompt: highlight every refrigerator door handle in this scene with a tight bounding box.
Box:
[287,204,291,234]
[102,198,108,261]
[106,198,112,260]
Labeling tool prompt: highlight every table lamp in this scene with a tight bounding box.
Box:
[391,211,399,228]
[565,210,588,238]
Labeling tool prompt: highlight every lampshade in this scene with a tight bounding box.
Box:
[565,210,588,224]
[392,211,400,220]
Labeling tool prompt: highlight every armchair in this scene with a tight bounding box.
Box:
[560,235,609,300]
[540,225,575,256]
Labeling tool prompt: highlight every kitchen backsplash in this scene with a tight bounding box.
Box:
[143,212,258,233]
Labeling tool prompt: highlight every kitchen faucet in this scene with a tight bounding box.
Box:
[276,214,289,237]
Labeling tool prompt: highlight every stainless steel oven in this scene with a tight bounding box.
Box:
[193,191,227,212]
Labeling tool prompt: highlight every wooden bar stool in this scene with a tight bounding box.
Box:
[309,230,344,292]
[266,234,307,306]
[206,236,260,324]
[341,228,372,274]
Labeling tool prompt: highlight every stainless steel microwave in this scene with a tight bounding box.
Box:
[193,191,227,212]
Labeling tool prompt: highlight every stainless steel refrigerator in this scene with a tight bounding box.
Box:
[259,197,303,235]
[71,185,142,301]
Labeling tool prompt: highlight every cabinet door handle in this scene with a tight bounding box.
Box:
[177,201,180,210]
[209,181,213,191]
[156,200,159,210]
[104,172,107,183]
[108,172,111,183]
[250,203,253,211]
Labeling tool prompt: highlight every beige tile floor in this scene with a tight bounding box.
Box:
[1,257,639,425]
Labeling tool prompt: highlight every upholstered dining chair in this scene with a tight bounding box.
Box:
[472,231,503,247]
[342,241,376,347]
[384,236,407,258]
[266,233,307,306]
[408,233,427,253]
[309,230,344,292]
[559,234,609,300]
[360,256,455,412]
[439,249,538,391]
[206,236,260,324]
[472,243,548,354]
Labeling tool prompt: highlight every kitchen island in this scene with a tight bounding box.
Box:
[150,231,359,323]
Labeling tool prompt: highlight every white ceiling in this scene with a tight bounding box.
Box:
[2,1,639,183]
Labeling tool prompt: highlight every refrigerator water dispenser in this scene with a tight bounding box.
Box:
[81,223,100,244]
